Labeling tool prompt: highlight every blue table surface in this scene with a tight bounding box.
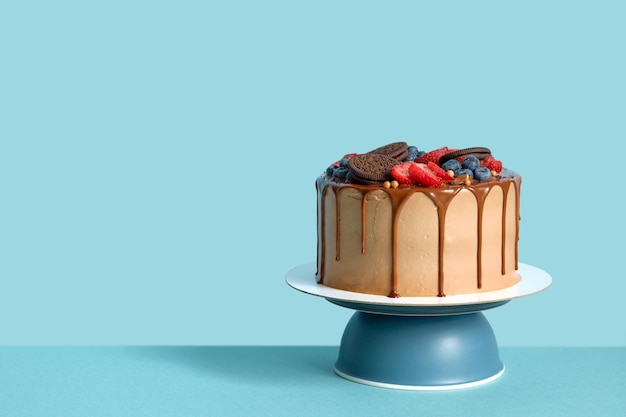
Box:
[0,347,624,417]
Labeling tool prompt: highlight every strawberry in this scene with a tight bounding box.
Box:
[427,161,455,181]
[409,163,443,187]
[415,147,450,165]
[391,162,415,184]
[480,155,503,173]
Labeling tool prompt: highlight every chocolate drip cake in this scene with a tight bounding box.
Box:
[316,142,521,298]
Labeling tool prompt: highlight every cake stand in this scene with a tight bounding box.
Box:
[286,263,551,390]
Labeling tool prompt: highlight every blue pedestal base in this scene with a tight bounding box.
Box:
[286,262,552,390]
[334,311,504,390]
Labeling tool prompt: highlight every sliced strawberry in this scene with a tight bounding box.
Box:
[427,161,454,181]
[409,163,443,187]
[415,147,450,165]
[480,155,503,173]
[391,161,415,184]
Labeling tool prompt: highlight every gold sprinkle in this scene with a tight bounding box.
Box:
[391,180,399,189]
[383,181,391,189]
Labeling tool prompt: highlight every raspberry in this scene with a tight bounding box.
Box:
[408,163,443,187]
[391,162,415,184]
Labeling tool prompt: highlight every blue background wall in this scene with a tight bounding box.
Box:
[1,0,624,346]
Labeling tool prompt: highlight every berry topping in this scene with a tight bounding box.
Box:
[325,144,506,186]
[333,167,349,179]
[339,157,351,168]
[474,166,492,181]
[461,155,480,171]
[457,168,474,179]
[415,147,450,165]
[441,159,462,173]
[480,155,503,173]
[408,163,443,187]
[332,153,357,168]
[391,161,415,184]
[427,161,455,181]
[404,146,420,162]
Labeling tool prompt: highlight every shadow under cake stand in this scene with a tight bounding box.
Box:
[286,263,551,390]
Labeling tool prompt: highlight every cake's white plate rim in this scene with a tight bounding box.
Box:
[285,262,551,307]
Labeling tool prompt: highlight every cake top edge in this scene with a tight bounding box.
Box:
[322,142,519,189]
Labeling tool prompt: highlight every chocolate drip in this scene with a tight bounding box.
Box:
[501,183,509,275]
[468,187,491,289]
[386,188,415,298]
[361,192,369,254]
[335,188,343,261]
[477,196,484,289]
[422,189,461,297]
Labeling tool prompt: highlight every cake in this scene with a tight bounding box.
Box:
[316,142,522,297]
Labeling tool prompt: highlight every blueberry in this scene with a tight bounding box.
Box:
[441,159,462,173]
[326,165,336,175]
[474,166,491,181]
[405,146,420,162]
[457,168,474,178]
[461,155,480,171]
[333,167,349,179]
[339,157,351,168]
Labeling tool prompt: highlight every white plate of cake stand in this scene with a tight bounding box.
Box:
[286,262,551,391]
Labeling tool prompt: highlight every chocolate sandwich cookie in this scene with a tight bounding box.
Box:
[438,147,492,165]
[348,153,397,185]
[368,141,409,161]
